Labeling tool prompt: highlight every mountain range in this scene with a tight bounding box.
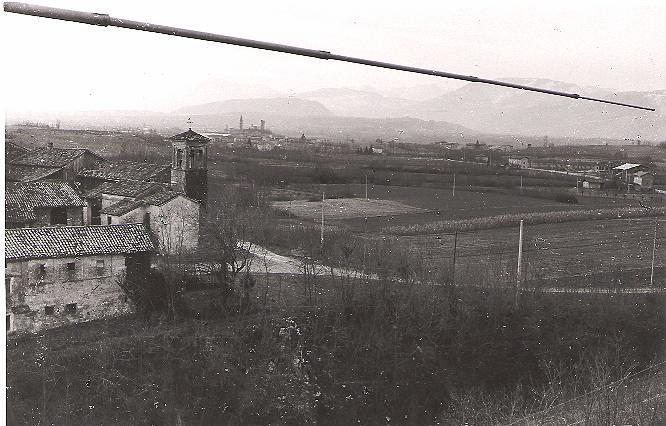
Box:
[9,79,665,143]
[173,79,665,141]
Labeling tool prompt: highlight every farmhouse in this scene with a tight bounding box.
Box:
[5,224,154,335]
[633,171,654,190]
[7,144,104,183]
[508,157,530,169]
[582,179,603,190]
[5,181,86,228]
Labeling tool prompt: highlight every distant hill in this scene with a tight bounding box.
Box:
[298,88,421,118]
[414,79,666,140]
[173,98,333,117]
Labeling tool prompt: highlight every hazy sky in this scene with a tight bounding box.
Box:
[2,0,665,113]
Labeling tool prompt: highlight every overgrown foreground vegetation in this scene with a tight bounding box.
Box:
[7,277,665,425]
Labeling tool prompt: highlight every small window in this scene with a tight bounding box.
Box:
[65,303,77,314]
[107,216,112,225]
[5,277,11,296]
[45,305,55,315]
[96,260,105,275]
[36,264,47,280]
[6,315,11,332]
[66,262,76,279]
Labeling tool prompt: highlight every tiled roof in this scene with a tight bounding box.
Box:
[613,163,641,171]
[169,129,210,143]
[85,180,163,198]
[5,141,30,162]
[100,186,195,216]
[5,164,62,182]
[78,159,170,182]
[5,224,155,260]
[5,205,37,224]
[141,190,180,206]
[100,199,144,216]
[10,147,100,168]
[6,181,86,208]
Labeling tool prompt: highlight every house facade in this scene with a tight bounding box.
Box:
[5,224,154,335]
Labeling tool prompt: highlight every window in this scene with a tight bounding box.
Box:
[176,149,183,167]
[50,207,67,225]
[44,305,55,315]
[5,277,11,296]
[107,216,112,225]
[36,264,47,280]
[6,315,11,332]
[96,260,105,276]
[66,262,76,279]
[65,303,77,314]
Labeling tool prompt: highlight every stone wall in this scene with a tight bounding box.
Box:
[6,254,133,335]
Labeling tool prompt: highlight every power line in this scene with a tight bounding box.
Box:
[2,1,657,112]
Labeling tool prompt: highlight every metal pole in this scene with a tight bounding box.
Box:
[365,174,368,200]
[452,173,456,198]
[452,231,458,285]
[650,218,658,287]
[520,175,523,193]
[320,192,325,246]
[516,220,524,308]
[2,2,656,111]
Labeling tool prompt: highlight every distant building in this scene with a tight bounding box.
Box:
[371,146,384,154]
[633,171,654,190]
[508,157,530,169]
[5,181,86,229]
[5,224,154,335]
[582,179,603,190]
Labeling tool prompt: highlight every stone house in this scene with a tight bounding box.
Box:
[508,157,530,169]
[5,181,86,228]
[5,224,154,335]
[7,145,103,183]
[100,187,201,253]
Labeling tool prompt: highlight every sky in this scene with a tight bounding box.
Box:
[2,0,665,113]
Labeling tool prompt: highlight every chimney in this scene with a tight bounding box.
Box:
[47,141,53,149]
[260,120,265,132]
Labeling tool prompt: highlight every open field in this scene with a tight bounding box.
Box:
[380,217,666,287]
[272,197,426,220]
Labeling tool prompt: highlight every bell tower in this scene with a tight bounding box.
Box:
[169,128,210,205]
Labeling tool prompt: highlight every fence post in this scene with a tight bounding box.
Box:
[516,219,524,309]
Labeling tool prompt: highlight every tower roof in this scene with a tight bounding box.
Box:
[169,129,210,143]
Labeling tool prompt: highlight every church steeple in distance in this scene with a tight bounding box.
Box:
[239,115,243,131]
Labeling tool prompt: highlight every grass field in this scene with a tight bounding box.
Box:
[272,197,426,220]
[378,217,666,287]
[275,183,654,232]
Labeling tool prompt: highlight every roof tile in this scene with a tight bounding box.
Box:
[5,224,155,260]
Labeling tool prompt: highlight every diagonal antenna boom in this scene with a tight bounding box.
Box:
[3,2,656,112]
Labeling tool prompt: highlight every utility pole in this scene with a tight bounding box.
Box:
[450,231,458,312]
[452,173,456,198]
[520,175,524,193]
[365,174,368,200]
[320,192,325,246]
[650,218,658,287]
[516,219,524,309]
